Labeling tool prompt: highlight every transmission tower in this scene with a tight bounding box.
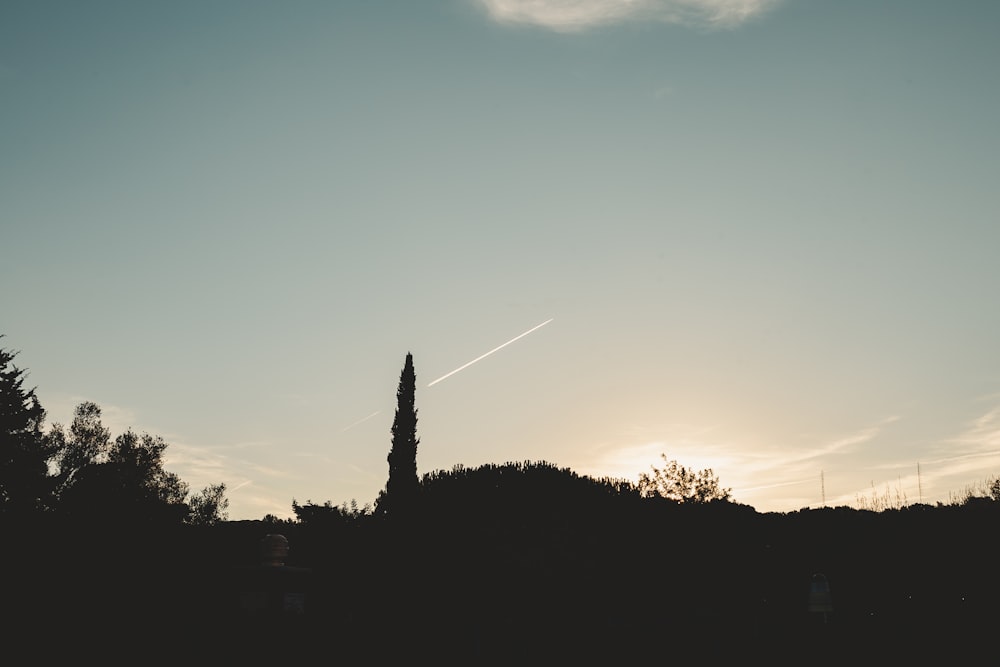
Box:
[918,462,923,504]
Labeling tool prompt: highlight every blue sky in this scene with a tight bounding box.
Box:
[3,0,999,519]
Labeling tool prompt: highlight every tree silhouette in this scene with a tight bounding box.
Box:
[47,401,111,501]
[188,482,230,525]
[638,454,732,503]
[51,405,191,522]
[378,352,420,518]
[0,339,52,514]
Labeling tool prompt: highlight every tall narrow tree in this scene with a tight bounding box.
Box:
[380,352,419,517]
[0,341,51,514]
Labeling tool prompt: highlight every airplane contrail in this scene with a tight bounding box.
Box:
[341,411,381,432]
[428,318,554,387]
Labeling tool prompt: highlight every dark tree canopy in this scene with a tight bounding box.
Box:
[292,498,371,528]
[379,352,420,517]
[45,401,197,522]
[0,336,233,527]
[59,427,190,521]
[47,400,111,500]
[0,341,51,513]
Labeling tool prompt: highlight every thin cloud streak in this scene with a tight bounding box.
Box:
[954,407,1000,451]
[475,0,782,32]
[342,411,381,432]
[230,480,252,493]
[904,407,1000,499]
[816,409,1000,508]
[787,416,900,465]
[428,318,554,387]
[581,416,903,512]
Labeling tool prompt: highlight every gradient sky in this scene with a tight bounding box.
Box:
[3,0,999,519]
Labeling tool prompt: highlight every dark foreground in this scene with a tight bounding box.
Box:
[7,512,997,665]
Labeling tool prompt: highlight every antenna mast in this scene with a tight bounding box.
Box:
[917,462,923,504]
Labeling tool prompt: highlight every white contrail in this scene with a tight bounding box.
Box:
[341,411,381,432]
[428,318,554,387]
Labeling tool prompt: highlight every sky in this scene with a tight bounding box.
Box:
[2,0,999,519]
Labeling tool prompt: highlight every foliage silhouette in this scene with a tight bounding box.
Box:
[189,482,230,525]
[638,453,732,503]
[46,400,111,501]
[292,498,372,528]
[45,399,226,524]
[58,427,190,522]
[0,339,52,514]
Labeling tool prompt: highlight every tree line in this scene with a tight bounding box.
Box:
[0,337,228,524]
[4,338,1000,663]
[3,337,733,526]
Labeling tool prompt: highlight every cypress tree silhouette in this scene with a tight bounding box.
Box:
[0,340,51,514]
[379,352,419,518]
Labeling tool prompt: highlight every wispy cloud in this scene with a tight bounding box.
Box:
[166,440,301,518]
[241,491,296,519]
[475,0,782,32]
[790,416,900,465]
[905,406,1000,499]
[576,415,903,512]
[826,407,1000,507]
[957,407,1000,451]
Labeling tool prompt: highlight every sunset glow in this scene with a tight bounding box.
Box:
[3,1,998,519]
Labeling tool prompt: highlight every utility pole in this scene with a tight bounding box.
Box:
[917,462,923,504]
